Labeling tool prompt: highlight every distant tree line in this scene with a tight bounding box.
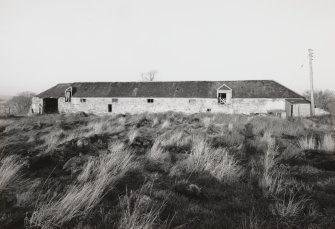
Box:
[0,92,35,116]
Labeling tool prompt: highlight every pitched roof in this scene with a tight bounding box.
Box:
[36,80,303,99]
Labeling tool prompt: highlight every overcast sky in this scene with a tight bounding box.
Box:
[0,0,334,95]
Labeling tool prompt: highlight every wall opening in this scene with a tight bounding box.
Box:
[43,98,58,114]
[65,87,72,102]
[218,93,227,104]
[108,104,112,112]
[291,104,293,117]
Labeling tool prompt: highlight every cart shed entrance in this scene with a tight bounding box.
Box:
[43,98,58,114]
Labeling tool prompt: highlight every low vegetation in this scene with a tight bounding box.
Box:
[0,112,334,228]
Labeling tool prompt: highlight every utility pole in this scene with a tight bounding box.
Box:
[308,49,315,116]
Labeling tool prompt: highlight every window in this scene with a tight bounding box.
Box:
[80,98,86,103]
[207,109,211,112]
[147,99,154,103]
[108,104,112,112]
[112,98,118,103]
[217,93,227,104]
[189,99,196,104]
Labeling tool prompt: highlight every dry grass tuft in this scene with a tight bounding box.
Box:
[270,191,309,218]
[298,136,316,150]
[29,143,134,228]
[151,117,159,128]
[148,138,170,162]
[0,155,26,191]
[260,145,284,195]
[118,183,168,229]
[260,132,275,148]
[161,119,170,129]
[319,134,335,152]
[202,117,212,128]
[185,135,243,182]
[240,208,265,229]
[128,128,139,144]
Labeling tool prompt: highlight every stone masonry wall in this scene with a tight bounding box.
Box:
[30,97,43,115]
[57,97,286,115]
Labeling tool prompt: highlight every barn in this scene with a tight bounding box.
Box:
[30,80,311,117]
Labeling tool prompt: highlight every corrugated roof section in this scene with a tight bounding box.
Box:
[37,80,304,99]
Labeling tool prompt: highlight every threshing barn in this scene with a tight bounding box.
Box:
[30,80,311,117]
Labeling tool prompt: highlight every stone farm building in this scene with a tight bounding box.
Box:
[31,80,311,118]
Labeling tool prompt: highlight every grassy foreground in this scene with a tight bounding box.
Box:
[0,112,335,229]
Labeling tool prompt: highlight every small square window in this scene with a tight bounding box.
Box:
[207,109,211,112]
[189,99,196,104]
[112,98,118,103]
[147,99,154,103]
[80,98,86,103]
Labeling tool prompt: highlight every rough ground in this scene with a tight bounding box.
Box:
[0,112,335,229]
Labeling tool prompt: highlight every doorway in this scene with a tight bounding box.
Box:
[43,98,58,114]
[108,104,112,112]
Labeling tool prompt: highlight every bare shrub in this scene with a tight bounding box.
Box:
[319,134,335,151]
[185,135,243,182]
[118,183,168,229]
[29,143,133,228]
[298,136,316,150]
[0,155,26,191]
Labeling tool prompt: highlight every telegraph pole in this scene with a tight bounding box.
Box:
[308,49,315,116]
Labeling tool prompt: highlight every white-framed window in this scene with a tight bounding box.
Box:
[80,98,86,103]
[147,99,154,103]
[217,93,227,104]
[112,98,118,103]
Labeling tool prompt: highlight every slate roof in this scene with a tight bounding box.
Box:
[36,80,304,99]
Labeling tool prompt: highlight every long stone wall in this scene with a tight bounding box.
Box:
[30,96,288,115]
[232,98,286,114]
[56,97,286,115]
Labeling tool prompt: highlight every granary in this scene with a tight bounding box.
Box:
[30,80,311,118]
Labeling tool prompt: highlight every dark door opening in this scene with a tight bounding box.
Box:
[108,104,112,112]
[218,93,227,104]
[291,105,294,117]
[43,98,58,114]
